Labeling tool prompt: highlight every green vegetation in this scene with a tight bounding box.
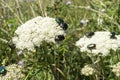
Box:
[0,0,120,80]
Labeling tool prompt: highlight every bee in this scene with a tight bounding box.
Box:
[0,66,7,75]
[110,32,117,39]
[55,35,65,41]
[86,32,94,38]
[87,44,96,50]
[55,18,68,30]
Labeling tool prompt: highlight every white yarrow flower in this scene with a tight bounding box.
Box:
[97,18,103,25]
[112,62,120,77]
[0,64,25,80]
[12,16,67,51]
[101,9,106,12]
[76,31,120,56]
[81,65,95,76]
[80,19,89,26]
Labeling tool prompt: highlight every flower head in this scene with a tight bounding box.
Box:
[12,16,68,51]
[66,1,72,5]
[0,64,25,80]
[17,50,23,56]
[80,19,89,26]
[97,18,103,25]
[76,31,120,56]
[112,62,120,77]
[18,60,24,66]
[81,65,95,76]
[101,9,106,13]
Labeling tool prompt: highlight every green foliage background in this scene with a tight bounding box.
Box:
[0,0,120,80]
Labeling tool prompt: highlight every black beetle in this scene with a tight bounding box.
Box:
[86,32,94,38]
[55,18,68,30]
[60,22,68,30]
[0,66,7,75]
[110,32,117,39]
[55,18,64,25]
[55,35,65,41]
[87,44,96,50]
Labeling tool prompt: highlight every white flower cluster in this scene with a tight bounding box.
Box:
[0,64,25,80]
[12,16,67,51]
[112,62,120,77]
[80,19,89,26]
[81,65,95,76]
[76,31,120,56]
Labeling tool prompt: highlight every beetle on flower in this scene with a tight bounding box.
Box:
[76,31,120,56]
[12,16,68,51]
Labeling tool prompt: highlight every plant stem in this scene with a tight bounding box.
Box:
[0,38,8,43]
[1,0,23,24]
[70,5,120,27]
[49,65,59,80]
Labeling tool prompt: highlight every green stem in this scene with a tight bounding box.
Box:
[70,5,120,27]
[24,70,32,80]
[0,38,8,43]
[49,65,59,80]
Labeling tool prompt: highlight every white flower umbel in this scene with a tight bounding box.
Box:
[76,31,120,56]
[112,62,120,77]
[0,64,25,80]
[12,16,67,51]
[80,19,89,26]
[81,65,95,76]
[97,18,103,25]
